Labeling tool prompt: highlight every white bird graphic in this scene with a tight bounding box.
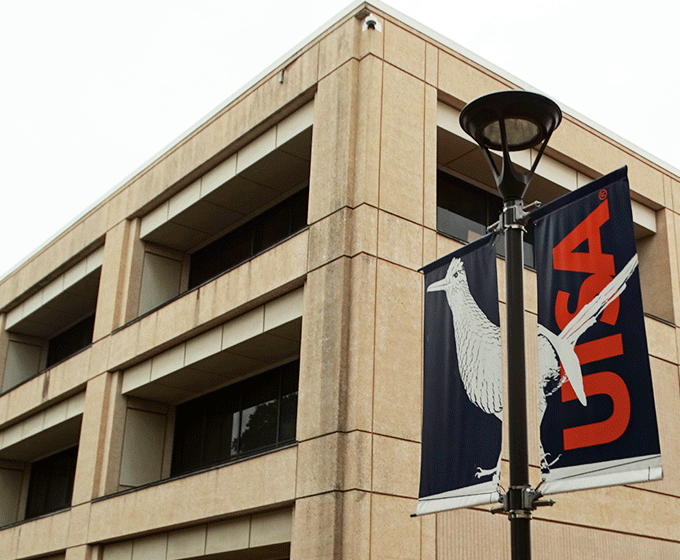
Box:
[428,251,639,479]
[427,257,503,482]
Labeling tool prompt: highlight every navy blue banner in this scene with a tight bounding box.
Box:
[417,234,502,514]
[532,167,662,493]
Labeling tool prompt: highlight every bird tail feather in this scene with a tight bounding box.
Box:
[539,323,587,406]
[560,254,638,345]
[540,253,638,408]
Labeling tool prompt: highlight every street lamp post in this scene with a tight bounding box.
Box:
[459,91,562,560]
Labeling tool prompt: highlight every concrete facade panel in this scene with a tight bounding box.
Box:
[632,357,680,497]
[377,211,423,270]
[119,408,166,488]
[318,18,359,80]
[263,288,304,331]
[88,447,295,543]
[72,378,107,505]
[532,517,680,560]
[184,326,221,366]
[0,467,22,525]
[307,208,352,272]
[671,176,680,212]
[309,61,357,224]
[437,508,510,560]
[373,261,422,441]
[290,493,342,560]
[353,56,383,210]
[132,533,168,560]
[384,20,425,80]
[370,494,420,560]
[379,64,425,225]
[425,42,438,87]
[66,503,91,548]
[438,50,509,106]
[423,85,438,231]
[205,516,250,555]
[371,434,420,497]
[645,316,677,363]
[48,350,91,400]
[166,525,207,560]
[345,253,377,433]
[15,510,71,559]
[349,205,378,258]
[103,540,133,560]
[250,509,292,547]
[297,258,350,440]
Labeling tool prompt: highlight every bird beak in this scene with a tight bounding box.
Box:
[427,278,448,292]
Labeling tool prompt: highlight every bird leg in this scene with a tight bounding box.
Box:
[540,450,562,471]
[475,449,502,485]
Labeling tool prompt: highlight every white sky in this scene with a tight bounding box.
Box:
[2,0,679,278]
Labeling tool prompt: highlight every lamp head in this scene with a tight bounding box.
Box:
[460,91,562,200]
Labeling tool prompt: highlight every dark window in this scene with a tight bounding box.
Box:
[437,170,502,242]
[437,170,534,267]
[46,315,95,368]
[25,446,78,520]
[188,189,308,289]
[171,360,299,477]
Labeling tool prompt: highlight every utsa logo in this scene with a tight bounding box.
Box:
[551,196,632,451]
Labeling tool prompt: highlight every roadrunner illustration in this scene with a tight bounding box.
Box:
[427,252,639,479]
[427,258,503,482]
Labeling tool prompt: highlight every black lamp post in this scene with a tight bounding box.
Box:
[459,91,562,560]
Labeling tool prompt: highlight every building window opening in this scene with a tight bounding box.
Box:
[188,188,308,290]
[45,315,96,369]
[171,360,299,477]
[437,170,534,267]
[24,446,78,520]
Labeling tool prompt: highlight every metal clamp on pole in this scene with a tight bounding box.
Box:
[491,486,555,516]
[502,200,528,231]
[488,200,542,234]
[506,486,531,519]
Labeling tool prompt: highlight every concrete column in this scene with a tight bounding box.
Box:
[638,208,678,323]
[0,313,8,390]
[71,371,126,504]
[295,12,439,560]
[92,219,144,341]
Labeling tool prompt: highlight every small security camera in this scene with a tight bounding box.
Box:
[362,13,381,32]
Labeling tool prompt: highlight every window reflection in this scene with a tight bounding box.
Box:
[171,360,299,477]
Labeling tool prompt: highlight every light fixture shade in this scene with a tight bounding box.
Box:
[460,91,562,152]
[459,90,562,200]
[482,118,540,150]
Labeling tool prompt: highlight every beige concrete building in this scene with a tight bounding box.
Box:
[0,2,678,559]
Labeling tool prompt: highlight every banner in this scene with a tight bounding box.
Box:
[417,234,502,515]
[532,167,662,494]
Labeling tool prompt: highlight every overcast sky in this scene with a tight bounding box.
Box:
[2,0,679,278]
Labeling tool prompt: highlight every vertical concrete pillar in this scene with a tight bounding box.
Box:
[71,371,126,504]
[638,208,678,323]
[294,15,380,560]
[0,313,9,391]
[0,463,24,525]
[308,59,359,225]
[92,219,144,341]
